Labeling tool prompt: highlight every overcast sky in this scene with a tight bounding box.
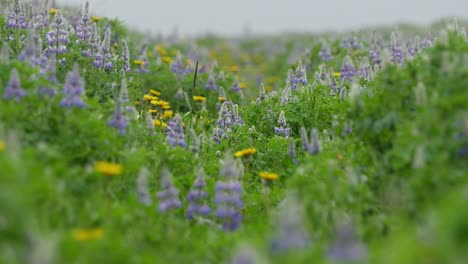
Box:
[58,0,468,35]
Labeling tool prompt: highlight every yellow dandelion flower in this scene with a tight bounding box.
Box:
[162,105,171,110]
[218,96,226,102]
[95,161,123,176]
[149,89,161,96]
[49,8,58,15]
[149,109,158,114]
[333,72,341,77]
[234,148,257,158]
[239,82,247,89]
[91,16,102,22]
[265,85,273,92]
[162,56,172,64]
[114,43,119,49]
[259,172,280,181]
[133,59,145,66]
[156,45,168,56]
[231,65,240,72]
[72,228,103,241]
[143,94,156,101]
[154,120,168,128]
[163,110,173,118]
[0,140,5,151]
[193,96,207,102]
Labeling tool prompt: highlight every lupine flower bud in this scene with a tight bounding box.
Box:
[205,71,218,90]
[157,167,182,212]
[60,64,87,108]
[340,56,356,82]
[136,167,152,206]
[270,192,310,251]
[121,40,131,72]
[258,83,267,100]
[299,127,309,150]
[215,153,243,231]
[326,223,367,261]
[166,114,187,147]
[3,69,26,102]
[231,76,241,92]
[308,128,321,154]
[319,40,333,61]
[274,111,290,138]
[186,167,211,219]
[0,43,10,63]
[38,55,58,97]
[108,100,127,135]
[288,138,298,164]
[170,51,188,79]
[145,111,155,135]
[189,129,201,154]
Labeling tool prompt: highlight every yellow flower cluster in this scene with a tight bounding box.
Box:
[193,96,207,102]
[95,161,123,176]
[218,96,226,102]
[90,16,102,22]
[259,172,279,181]
[333,72,341,77]
[133,59,145,66]
[234,148,257,158]
[153,120,168,128]
[72,228,103,241]
[49,8,58,14]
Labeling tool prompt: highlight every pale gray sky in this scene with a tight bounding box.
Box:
[59,0,468,35]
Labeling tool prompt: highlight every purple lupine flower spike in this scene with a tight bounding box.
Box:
[270,192,310,251]
[101,27,113,69]
[213,101,243,143]
[326,223,367,261]
[121,40,131,73]
[231,76,241,92]
[83,23,100,57]
[60,64,87,108]
[205,71,218,90]
[299,127,309,151]
[3,69,26,102]
[108,100,128,135]
[358,57,372,80]
[157,167,182,212]
[307,128,321,154]
[18,31,37,65]
[136,167,152,206]
[76,1,92,42]
[340,56,356,82]
[288,138,298,164]
[166,114,187,147]
[389,32,405,65]
[37,0,50,28]
[274,111,291,138]
[215,153,243,231]
[369,43,381,67]
[186,167,211,220]
[170,51,187,79]
[45,10,69,56]
[38,55,58,97]
[319,40,334,62]
[6,0,28,29]
[290,60,308,91]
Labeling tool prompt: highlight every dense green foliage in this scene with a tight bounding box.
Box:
[0,3,467,263]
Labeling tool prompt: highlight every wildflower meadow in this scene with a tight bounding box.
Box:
[0,0,467,263]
